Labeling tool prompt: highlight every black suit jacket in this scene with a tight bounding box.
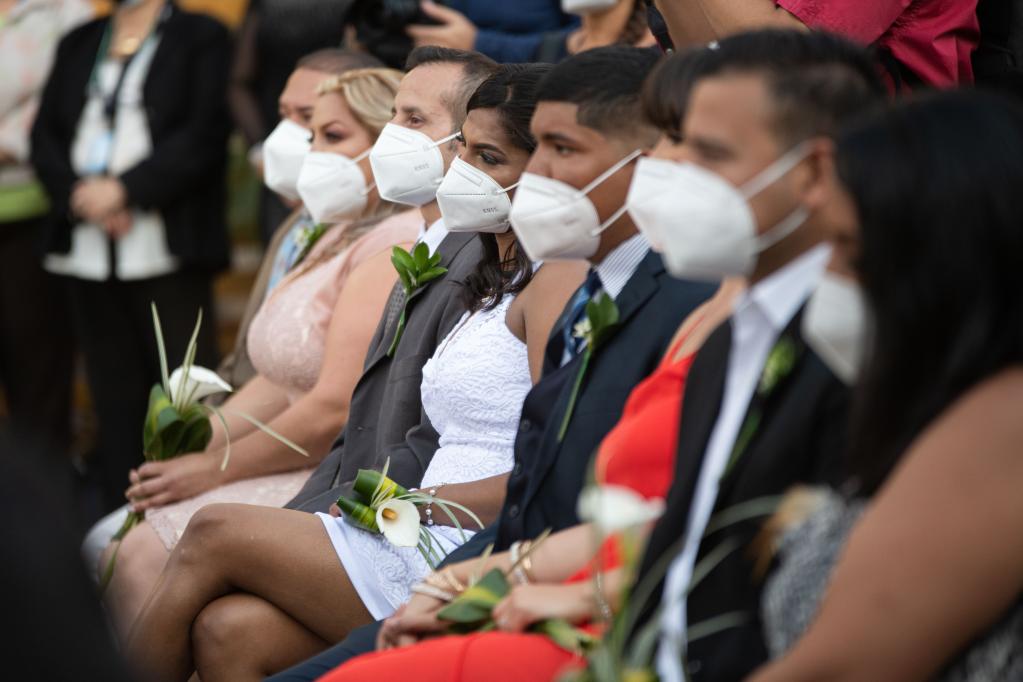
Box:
[30,3,232,271]
[633,311,850,682]
[287,231,483,512]
[445,251,715,563]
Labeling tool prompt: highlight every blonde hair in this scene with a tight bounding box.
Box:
[316,67,404,137]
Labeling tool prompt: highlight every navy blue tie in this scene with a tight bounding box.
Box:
[561,269,603,367]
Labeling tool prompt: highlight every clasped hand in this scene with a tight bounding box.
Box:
[377,580,591,650]
[71,176,132,238]
[125,452,226,511]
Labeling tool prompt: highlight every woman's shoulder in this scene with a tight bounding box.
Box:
[943,367,1023,437]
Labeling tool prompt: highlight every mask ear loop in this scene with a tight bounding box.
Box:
[351,147,376,196]
[740,140,813,251]
[581,149,643,236]
[739,140,812,199]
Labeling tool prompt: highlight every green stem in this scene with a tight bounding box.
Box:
[557,349,591,442]
[387,306,408,357]
[99,510,143,594]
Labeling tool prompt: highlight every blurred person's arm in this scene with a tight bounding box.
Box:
[408,0,578,63]
[228,5,268,149]
[654,0,804,47]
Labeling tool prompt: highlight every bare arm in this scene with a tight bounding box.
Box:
[750,370,1023,681]
[425,474,510,529]
[204,373,293,450]
[510,260,589,383]
[655,0,804,47]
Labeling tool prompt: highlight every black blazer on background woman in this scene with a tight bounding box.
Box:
[30,2,232,272]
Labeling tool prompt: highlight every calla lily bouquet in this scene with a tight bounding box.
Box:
[336,459,482,568]
[100,304,308,590]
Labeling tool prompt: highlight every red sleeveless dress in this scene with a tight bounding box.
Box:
[319,339,696,682]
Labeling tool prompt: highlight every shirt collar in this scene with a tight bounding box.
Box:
[595,232,650,300]
[737,243,832,331]
[419,218,448,256]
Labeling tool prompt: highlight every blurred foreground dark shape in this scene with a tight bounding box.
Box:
[0,430,132,681]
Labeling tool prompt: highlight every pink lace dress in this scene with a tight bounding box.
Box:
[146,211,421,549]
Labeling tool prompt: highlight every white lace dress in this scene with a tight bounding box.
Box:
[317,295,531,619]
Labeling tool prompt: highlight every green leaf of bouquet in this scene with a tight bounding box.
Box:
[533,618,596,654]
[336,496,380,533]
[454,568,509,608]
[156,421,187,460]
[353,469,409,506]
[180,415,214,455]
[436,600,493,624]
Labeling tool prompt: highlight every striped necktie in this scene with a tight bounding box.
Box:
[561,269,603,367]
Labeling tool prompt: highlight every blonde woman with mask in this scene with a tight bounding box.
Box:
[102,67,420,638]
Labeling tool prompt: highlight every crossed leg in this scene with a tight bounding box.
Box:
[193,593,329,682]
[125,503,371,682]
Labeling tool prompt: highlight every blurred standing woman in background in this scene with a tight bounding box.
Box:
[0,0,92,453]
[31,0,232,514]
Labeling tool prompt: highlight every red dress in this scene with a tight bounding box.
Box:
[319,340,696,682]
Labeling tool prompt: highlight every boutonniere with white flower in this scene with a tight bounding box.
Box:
[101,304,308,590]
[292,222,328,268]
[335,459,482,568]
[388,243,448,356]
[558,293,620,441]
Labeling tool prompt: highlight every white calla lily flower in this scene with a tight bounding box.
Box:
[376,498,421,548]
[168,365,233,407]
[577,484,665,534]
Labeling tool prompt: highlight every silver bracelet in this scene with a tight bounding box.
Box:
[424,484,444,527]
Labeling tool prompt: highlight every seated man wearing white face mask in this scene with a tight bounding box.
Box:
[621,29,887,682]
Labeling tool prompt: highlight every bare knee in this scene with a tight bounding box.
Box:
[192,596,267,679]
[174,503,243,562]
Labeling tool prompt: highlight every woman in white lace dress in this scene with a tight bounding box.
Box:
[126,64,588,682]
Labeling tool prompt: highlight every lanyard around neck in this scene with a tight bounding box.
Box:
[89,4,172,126]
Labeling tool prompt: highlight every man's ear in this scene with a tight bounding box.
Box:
[800,137,836,211]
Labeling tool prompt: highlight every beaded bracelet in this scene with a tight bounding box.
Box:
[593,571,614,622]
[509,541,532,586]
[424,484,445,527]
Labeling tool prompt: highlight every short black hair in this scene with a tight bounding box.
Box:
[641,45,702,134]
[536,45,662,145]
[296,48,384,75]
[840,91,1023,494]
[654,29,887,144]
[405,46,499,127]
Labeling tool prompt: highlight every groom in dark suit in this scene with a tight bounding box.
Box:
[269,46,717,681]
[626,31,887,682]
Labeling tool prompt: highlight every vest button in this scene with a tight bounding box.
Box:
[508,504,520,518]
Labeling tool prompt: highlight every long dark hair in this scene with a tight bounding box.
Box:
[460,63,552,314]
[840,91,1023,495]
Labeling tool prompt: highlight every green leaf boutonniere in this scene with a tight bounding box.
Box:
[388,243,448,356]
[723,335,800,478]
[558,293,620,442]
[293,222,328,269]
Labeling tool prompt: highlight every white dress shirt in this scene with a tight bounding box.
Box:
[419,216,448,256]
[596,232,650,301]
[656,243,832,682]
